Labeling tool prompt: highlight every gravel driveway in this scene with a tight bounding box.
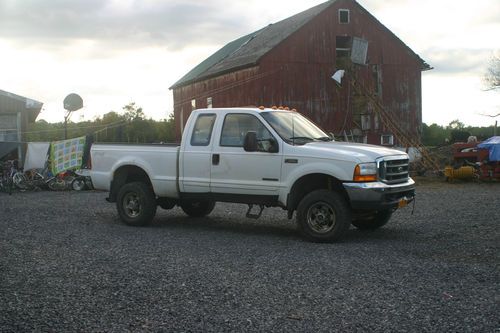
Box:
[1,181,499,332]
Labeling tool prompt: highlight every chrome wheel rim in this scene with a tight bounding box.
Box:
[123,192,141,218]
[306,202,336,234]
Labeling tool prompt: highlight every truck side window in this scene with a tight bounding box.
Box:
[191,114,216,146]
[220,114,277,152]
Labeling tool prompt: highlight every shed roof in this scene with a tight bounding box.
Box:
[0,89,43,122]
[171,0,430,89]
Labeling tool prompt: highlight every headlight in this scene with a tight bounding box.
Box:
[353,163,378,182]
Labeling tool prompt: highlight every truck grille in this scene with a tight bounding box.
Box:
[378,157,410,184]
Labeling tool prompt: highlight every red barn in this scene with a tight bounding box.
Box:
[170,0,430,145]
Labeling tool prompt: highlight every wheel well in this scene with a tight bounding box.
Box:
[108,165,153,202]
[287,174,349,214]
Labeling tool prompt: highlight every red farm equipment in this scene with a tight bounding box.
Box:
[445,137,500,181]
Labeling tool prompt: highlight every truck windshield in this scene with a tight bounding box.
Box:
[261,111,331,144]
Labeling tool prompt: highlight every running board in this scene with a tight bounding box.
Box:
[246,204,264,219]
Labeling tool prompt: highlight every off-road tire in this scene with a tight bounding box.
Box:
[180,200,216,217]
[352,210,393,230]
[296,190,351,242]
[116,182,157,226]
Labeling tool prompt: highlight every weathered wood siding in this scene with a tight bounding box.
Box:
[172,0,424,145]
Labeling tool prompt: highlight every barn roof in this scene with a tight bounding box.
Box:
[171,0,430,89]
[170,0,336,89]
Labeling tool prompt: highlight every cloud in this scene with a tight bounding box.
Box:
[0,0,249,53]
[422,48,494,75]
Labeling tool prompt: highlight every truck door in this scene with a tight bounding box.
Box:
[210,113,282,196]
[180,113,217,193]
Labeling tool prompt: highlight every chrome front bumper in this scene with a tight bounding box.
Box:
[343,178,416,210]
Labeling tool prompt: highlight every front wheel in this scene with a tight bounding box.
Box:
[72,177,87,191]
[352,210,393,230]
[116,182,157,226]
[296,190,351,242]
[48,178,66,191]
[13,172,28,190]
[180,200,216,217]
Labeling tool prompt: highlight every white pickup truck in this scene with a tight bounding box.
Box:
[90,107,415,242]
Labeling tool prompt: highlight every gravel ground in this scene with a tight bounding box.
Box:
[0,181,499,332]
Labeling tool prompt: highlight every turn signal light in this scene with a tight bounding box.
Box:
[353,164,378,182]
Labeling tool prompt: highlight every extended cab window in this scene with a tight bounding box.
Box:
[220,114,277,152]
[191,114,216,146]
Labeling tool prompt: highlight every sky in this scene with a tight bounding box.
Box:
[0,0,499,127]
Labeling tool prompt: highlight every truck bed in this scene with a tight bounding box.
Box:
[90,143,180,198]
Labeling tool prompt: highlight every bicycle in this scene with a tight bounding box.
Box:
[12,168,45,191]
[0,160,16,195]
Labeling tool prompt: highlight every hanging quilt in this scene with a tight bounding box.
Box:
[50,136,86,175]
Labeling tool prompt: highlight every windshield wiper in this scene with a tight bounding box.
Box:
[315,136,332,142]
[289,136,315,141]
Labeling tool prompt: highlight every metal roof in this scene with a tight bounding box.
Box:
[170,0,337,89]
[0,89,43,122]
[170,0,430,89]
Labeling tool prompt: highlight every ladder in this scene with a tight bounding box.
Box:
[343,130,355,142]
[348,75,441,172]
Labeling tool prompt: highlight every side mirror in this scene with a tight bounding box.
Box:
[268,138,279,153]
[243,131,258,152]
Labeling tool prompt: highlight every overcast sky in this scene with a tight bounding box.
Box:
[0,0,499,127]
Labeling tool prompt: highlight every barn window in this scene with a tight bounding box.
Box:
[207,97,213,108]
[381,134,394,146]
[339,9,350,24]
[336,36,351,67]
[336,36,351,56]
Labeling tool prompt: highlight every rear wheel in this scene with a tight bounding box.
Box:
[352,210,393,230]
[116,182,157,226]
[180,200,216,217]
[296,190,351,242]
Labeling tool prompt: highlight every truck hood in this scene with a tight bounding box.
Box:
[292,141,408,163]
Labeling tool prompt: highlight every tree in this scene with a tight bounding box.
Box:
[447,120,470,143]
[156,113,176,143]
[483,53,500,91]
[123,102,145,121]
[447,119,465,130]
